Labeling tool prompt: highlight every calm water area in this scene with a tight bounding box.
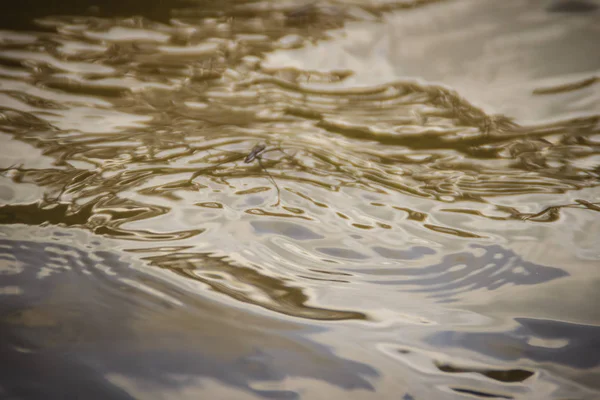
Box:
[1,0,599,399]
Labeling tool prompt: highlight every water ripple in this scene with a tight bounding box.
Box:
[1,1,599,397]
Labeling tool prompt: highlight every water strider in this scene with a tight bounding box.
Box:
[243,143,282,206]
[244,143,267,163]
[188,143,287,206]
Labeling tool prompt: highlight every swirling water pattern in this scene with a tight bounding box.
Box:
[1,0,599,399]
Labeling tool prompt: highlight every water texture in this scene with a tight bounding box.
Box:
[0,0,599,399]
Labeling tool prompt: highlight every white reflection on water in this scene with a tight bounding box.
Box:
[265,0,600,122]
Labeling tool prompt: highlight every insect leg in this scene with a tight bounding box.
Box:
[188,153,244,184]
[257,156,281,206]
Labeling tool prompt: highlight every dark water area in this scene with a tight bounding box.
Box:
[0,0,599,399]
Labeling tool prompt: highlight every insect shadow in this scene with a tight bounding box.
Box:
[188,142,294,206]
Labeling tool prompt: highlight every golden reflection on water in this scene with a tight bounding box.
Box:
[1,0,600,399]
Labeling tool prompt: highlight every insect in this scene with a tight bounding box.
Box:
[189,142,290,206]
[245,143,266,163]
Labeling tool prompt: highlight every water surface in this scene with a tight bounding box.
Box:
[1,0,599,399]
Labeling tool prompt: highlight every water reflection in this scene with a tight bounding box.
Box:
[142,249,366,320]
[0,228,376,399]
[1,0,599,398]
[362,244,568,302]
[427,318,600,392]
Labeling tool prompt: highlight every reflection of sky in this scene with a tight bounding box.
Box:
[0,228,377,400]
[425,317,600,392]
[368,244,568,302]
[2,227,595,399]
[428,317,600,369]
[265,0,600,122]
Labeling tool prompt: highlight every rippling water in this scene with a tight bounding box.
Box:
[1,0,599,399]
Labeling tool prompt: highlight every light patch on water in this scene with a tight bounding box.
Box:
[118,277,184,307]
[84,26,171,43]
[0,286,22,295]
